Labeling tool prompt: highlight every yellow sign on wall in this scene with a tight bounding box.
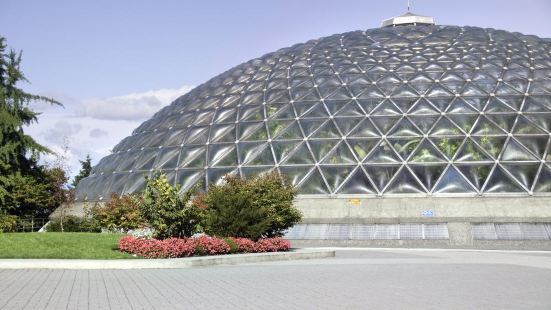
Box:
[349,198,361,205]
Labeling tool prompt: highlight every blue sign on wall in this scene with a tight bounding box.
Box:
[421,210,434,217]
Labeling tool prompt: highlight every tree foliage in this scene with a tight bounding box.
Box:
[203,172,301,240]
[72,154,92,187]
[138,173,204,239]
[0,36,63,217]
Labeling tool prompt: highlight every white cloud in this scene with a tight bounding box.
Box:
[78,85,194,120]
[26,84,194,178]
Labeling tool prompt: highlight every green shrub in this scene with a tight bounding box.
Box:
[203,172,301,240]
[0,213,17,232]
[91,194,145,232]
[138,173,204,239]
[46,216,100,232]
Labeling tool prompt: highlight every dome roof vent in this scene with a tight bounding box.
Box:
[381,11,435,27]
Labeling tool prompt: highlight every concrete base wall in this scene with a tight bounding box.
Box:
[293,196,551,250]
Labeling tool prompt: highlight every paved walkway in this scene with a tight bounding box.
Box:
[1,248,550,309]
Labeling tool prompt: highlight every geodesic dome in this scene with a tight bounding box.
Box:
[76,24,551,202]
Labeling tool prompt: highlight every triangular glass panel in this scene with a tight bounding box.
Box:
[426,84,454,98]
[337,167,377,194]
[267,104,295,119]
[371,116,401,134]
[432,137,464,160]
[279,165,313,186]
[461,97,487,111]
[384,167,426,194]
[357,99,383,114]
[154,147,180,169]
[409,115,439,134]
[348,118,381,137]
[334,117,363,135]
[210,124,236,143]
[320,165,356,193]
[391,84,419,98]
[364,140,401,163]
[371,100,402,116]
[447,98,479,113]
[534,164,551,193]
[238,122,264,140]
[498,97,524,111]
[513,116,548,135]
[274,121,303,140]
[298,168,329,194]
[292,88,320,101]
[335,101,366,117]
[387,118,422,137]
[495,83,523,96]
[208,144,238,167]
[409,82,432,95]
[299,119,326,137]
[135,150,159,171]
[411,164,447,191]
[377,84,400,97]
[461,83,487,96]
[282,142,316,165]
[302,102,330,118]
[456,164,493,190]
[484,114,516,132]
[392,98,418,113]
[484,166,526,193]
[311,120,341,138]
[326,87,353,100]
[523,97,551,113]
[347,138,379,161]
[433,166,476,193]
[239,105,264,121]
[213,108,237,123]
[448,114,478,133]
[501,139,539,161]
[271,140,302,164]
[179,146,206,168]
[409,140,447,163]
[455,139,493,162]
[268,119,293,139]
[524,113,551,132]
[238,142,274,166]
[176,169,205,192]
[502,163,540,190]
[162,128,187,147]
[354,85,385,99]
[485,98,517,113]
[389,138,422,160]
[321,142,357,164]
[471,116,506,135]
[514,135,549,159]
[430,117,464,136]
[426,98,452,112]
[471,135,507,159]
[240,166,274,178]
[323,100,349,115]
[408,98,440,114]
[185,126,209,144]
[294,102,317,117]
[364,164,401,192]
[308,139,339,162]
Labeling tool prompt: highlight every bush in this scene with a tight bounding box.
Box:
[0,213,17,232]
[118,235,290,258]
[194,236,230,255]
[138,173,204,239]
[203,172,301,240]
[91,194,145,232]
[47,216,99,232]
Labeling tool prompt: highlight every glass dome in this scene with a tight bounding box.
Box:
[76,25,551,201]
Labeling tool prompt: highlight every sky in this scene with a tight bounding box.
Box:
[1,0,550,177]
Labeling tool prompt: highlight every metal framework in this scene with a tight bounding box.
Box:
[76,25,551,201]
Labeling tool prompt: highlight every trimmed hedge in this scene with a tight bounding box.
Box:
[118,235,290,259]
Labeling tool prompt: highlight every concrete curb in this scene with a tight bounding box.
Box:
[0,249,335,270]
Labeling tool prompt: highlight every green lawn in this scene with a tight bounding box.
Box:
[0,232,137,259]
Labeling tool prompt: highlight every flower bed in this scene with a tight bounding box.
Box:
[118,235,290,259]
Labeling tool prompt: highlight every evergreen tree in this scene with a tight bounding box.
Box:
[0,36,61,213]
[72,154,92,187]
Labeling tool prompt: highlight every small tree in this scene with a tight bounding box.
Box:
[138,173,204,239]
[72,154,92,187]
[203,172,301,240]
[91,193,144,232]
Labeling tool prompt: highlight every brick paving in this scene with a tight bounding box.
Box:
[1,249,550,309]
